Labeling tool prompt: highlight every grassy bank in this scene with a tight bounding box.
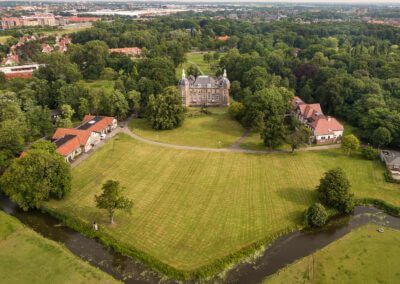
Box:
[45,133,399,277]
[265,224,400,283]
[129,107,244,148]
[0,211,117,283]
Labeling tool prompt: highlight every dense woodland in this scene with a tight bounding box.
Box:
[0,13,400,175]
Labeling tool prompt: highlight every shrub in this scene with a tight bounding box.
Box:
[361,146,379,160]
[341,134,360,155]
[305,203,328,227]
[228,101,245,121]
[316,168,354,213]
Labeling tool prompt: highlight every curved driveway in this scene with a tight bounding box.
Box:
[72,121,341,168]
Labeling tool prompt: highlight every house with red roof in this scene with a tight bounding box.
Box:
[52,128,100,153]
[51,115,117,163]
[216,35,230,41]
[1,54,19,66]
[41,43,53,53]
[78,115,118,135]
[53,134,82,162]
[292,96,344,144]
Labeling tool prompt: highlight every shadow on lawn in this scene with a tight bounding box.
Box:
[277,187,316,207]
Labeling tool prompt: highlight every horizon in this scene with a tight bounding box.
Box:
[1,0,400,4]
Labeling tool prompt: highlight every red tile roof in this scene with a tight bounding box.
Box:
[67,16,100,23]
[55,135,81,156]
[299,103,323,119]
[53,128,91,147]
[292,96,304,108]
[109,47,141,56]
[310,116,344,136]
[79,115,115,133]
[216,35,230,41]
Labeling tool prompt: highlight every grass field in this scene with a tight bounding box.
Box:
[82,80,115,92]
[266,224,400,283]
[0,35,12,44]
[129,107,245,148]
[176,52,222,79]
[45,133,400,273]
[0,211,117,283]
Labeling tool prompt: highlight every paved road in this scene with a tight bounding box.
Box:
[71,119,341,167]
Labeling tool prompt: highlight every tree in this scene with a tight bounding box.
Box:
[187,64,201,77]
[287,126,311,153]
[25,106,53,139]
[95,180,133,224]
[56,104,74,128]
[228,101,245,121]
[126,90,141,116]
[147,87,185,130]
[100,67,118,80]
[0,143,71,210]
[371,127,391,149]
[316,168,354,214]
[361,146,378,160]
[305,203,328,227]
[341,134,360,156]
[262,115,287,149]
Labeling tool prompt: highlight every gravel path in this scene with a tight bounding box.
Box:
[71,118,341,168]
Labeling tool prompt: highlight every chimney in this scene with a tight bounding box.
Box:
[327,116,331,121]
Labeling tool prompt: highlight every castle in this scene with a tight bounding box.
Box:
[179,69,230,107]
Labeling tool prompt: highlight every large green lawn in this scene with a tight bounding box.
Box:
[266,224,400,283]
[129,107,245,148]
[45,133,399,273]
[176,51,222,79]
[0,211,117,283]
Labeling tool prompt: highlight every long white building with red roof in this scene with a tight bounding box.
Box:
[292,97,344,144]
[51,115,117,163]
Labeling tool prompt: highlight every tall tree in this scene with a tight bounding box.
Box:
[316,168,354,214]
[371,127,391,149]
[0,142,71,210]
[147,87,185,130]
[95,180,133,224]
[287,126,311,152]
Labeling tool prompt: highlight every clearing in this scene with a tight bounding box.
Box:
[45,133,399,272]
[176,51,222,79]
[0,211,117,283]
[129,107,245,148]
[82,80,115,92]
[265,224,400,283]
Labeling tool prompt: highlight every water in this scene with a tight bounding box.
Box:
[1,195,399,284]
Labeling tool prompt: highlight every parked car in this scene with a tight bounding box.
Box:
[100,134,107,140]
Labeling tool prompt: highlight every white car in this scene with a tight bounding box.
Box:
[100,134,107,140]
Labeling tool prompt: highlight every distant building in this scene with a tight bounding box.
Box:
[109,47,142,57]
[1,13,56,29]
[292,96,344,144]
[67,16,100,23]
[179,69,230,107]
[381,150,400,180]
[1,54,19,66]
[0,63,41,80]
[216,35,230,42]
[41,43,53,53]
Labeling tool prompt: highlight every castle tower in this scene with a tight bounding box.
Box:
[221,69,230,106]
[179,69,190,106]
